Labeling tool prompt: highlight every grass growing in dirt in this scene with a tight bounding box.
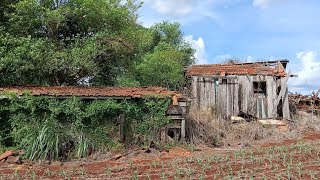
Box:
[88,141,320,179]
[0,140,319,179]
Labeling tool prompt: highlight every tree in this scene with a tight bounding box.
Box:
[129,21,195,89]
[0,1,195,89]
[136,49,184,89]
[150,21,195,66]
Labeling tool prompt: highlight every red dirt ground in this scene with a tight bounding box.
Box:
[0,132,320,179]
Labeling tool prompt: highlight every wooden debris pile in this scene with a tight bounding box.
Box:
[289,92,320,114]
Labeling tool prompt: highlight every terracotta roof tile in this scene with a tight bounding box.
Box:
[186,63,286,77]
[0,86,174,98]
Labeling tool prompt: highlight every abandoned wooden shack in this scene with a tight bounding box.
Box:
[0,85,187,142]
[185,60,291,119]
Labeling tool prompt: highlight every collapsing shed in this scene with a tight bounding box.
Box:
[185,60,291,119]
[0,86,187,142]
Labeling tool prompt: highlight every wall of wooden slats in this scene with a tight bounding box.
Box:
[189,75,290,119]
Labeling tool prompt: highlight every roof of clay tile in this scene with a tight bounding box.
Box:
[0,86,174,98]
[186,63,286,77]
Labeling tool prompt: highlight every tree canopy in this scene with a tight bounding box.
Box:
[0,0,195,89]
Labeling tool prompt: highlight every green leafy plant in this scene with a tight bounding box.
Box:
[0,94,172,161]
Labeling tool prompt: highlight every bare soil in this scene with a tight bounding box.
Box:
[0,131,319,179]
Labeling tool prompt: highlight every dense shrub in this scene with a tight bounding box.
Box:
[0,94,171,161]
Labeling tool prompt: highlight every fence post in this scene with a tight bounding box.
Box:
[118,114,125,143]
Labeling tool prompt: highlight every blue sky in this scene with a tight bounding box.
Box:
[138,0,320,94]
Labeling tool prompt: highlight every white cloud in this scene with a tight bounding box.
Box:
[214,54,231,62]
[145,0,207,17]
[252,0,284,9]
[149,0,194,17]
[246,56,253,62]
[140,0,222,26]
[213,55,254,63]
[184,35,208,64]
[289,50,320,94]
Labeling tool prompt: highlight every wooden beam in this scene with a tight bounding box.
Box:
[0,95,133,100]
[272,75,289,117]
[118,114,125,143]
[195,75,237,79]
[45,96,132,100]
[181,119,186,142]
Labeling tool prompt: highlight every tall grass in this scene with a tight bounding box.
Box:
[22,120,61,161]
[186,109,298,147]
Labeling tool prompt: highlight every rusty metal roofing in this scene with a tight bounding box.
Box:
[186,63,286,77]
[0,86,174,98]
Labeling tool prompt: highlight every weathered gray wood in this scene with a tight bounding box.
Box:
[189,73,288,120]
[118,114,125,143]
[191,76,197,110]
[282,86,290,119]
[200,78,205,108]
[181,119,185,142]
[196,77,201,109]
[178,101,187,107]
[227,79,232,118]
[220,80,228,118]
[195,75,237,79]
[208,80,213,107]
[204,80,209,107]
[168,115,184,120]
[272,76,289,117]
[166,123,181,128]
[266,76,275,118]
[234,78,240,115]
[208,80,212,107]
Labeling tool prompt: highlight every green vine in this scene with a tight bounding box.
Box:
[0,94,171,160]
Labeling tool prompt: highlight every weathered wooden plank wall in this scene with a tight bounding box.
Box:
[266,76,276,118]
[237,76,252,115]
[189,74,289,119]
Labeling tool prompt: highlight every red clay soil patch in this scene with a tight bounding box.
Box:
[260,131,320,147]
[0,133,319,179]
[303,132,320,141]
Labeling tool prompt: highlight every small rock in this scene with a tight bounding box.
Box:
[276,125,289,132]
[41,160,51,165]
[51,161,63,166]
[23,161,33,166]
[6,156,20,164]
[240,143,253,149]
[0,150,14,161]
[111,154,123,161]
[0,159,5,166]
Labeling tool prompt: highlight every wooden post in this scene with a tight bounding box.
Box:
[118,114,125,143]
[272,75,289,118]
[160,127,167,144]
[181,118,186,142]
[282,85,290,119]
